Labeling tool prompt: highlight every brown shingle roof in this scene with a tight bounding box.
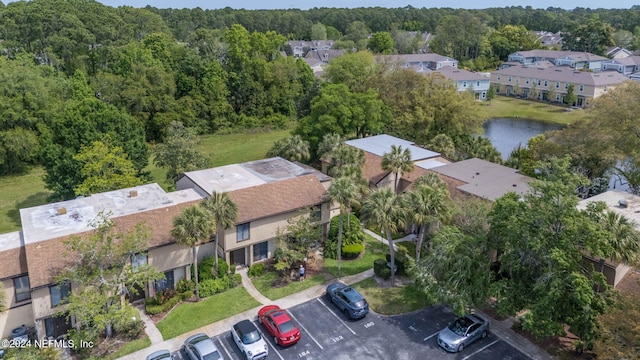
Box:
[228,174,327,223]
[0,246,27,279]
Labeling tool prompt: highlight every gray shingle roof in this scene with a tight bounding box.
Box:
[493,65,629,86]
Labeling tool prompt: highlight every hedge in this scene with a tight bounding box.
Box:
[342,243,364,260]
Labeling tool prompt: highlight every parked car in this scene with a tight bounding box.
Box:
[146,349,173,360]
[325,283,369,319]
[437,314,489,352]
[258,305,301,346]
[231,319,268,360]
[182,333,222,360]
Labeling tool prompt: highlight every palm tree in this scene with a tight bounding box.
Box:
[172,205,215,302]
[404,181,452,262]
[328,176,362,275]
[328,144,366,179]
[317,133,345,163]
[598,210,640,273]
[361,188,406,286]
[267,135,311,163]
[382,145,414,194]
[201,192,238,274]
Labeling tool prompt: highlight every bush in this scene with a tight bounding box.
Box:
[217,259,230,277]
[378,267,391,280]
[180,290,194,301]
[386,248,409,276]
[114,306,144,340]
[248,263,265,277]
[325,213,365,259]
[233,273,242,286]
[199,278,226,298]
[197,256,216,281]
[146,295,180,315]
[373,258,387,276]
[176,278,195,293]
[68,329,97,358]
[342,243,364,260]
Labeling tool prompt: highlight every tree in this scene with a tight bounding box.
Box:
[427,134,456,159]
[360,188,405,286]
[172,205,215,302]
[382,145,414,194]
[294,83,388,152]
[562,15,615,55]
[0,127,39,175]
[564,83,576,106]
[154,121,209,186]
[368,32,395,54]
[594,208,640,272]
[317,133,345,163]
[322,51,376,93]
[413,226,493,315]
[488,181,613,346]
[487,84,496,104]
[326,144,366,179]
[593,293,640,359]
[311,22,327,40]
[403,177,452,261]
[201,192,238,274]
[57,212,162,339]
[73,140,144,196]
[266,135,311,163]
[488,25,542,61]
[328,177,362,275]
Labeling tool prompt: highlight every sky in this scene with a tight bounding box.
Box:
[6,0,635,10]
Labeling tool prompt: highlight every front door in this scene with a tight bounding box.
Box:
[230,248,246,266]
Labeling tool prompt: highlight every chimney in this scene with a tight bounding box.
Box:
[129,190,138,198]
[57,207,67,215]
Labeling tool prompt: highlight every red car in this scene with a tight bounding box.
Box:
[258,305,301,346]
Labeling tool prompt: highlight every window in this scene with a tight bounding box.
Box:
[564,83,568,90]
[579,84,584,92]
[253,241,268,262]
[463,81,467,87]
[14,275,30,302]
[556,94,561,102]
[45,313,73,339]
[50,282,71,307]
[497,75,501,81]
[237,223,250,242]
[544,80,548,87]
[508,76,512,82]
[555,82,560,89]
[131,253,147,272]
[525,78,530,84]
[476,81,480,87]
[537,79,541,86]
[155,270,174,293]
[515,77,520,83]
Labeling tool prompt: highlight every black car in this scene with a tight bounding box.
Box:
[326,283,369,319]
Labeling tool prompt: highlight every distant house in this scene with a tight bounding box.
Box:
[379,53,458,71]
[533,31,563,48]
[577,189,640,288]
[433,66,491,100]
[507,50,608,71]
[601,56,640,76]
[287,40,334,58]
[491,65,629,107]
[606,46,633,59]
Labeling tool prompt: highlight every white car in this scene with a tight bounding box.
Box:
[231,320,268,360]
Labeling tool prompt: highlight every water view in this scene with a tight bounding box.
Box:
[482,118,564,159]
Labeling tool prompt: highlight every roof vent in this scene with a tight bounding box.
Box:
[57,207,67,215]
[619,199,628,208]
[129,190,138,198]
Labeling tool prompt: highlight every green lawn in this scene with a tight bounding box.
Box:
[485,96,587,125]
[0,167,52,233]
[100,337,151,360]
[251,271,327,300]
[0,128,291,233]
[352,277,434,315]
[156,287,260,340]
[324,236,388,277]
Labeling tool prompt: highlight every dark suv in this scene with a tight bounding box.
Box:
[326,283,369,319]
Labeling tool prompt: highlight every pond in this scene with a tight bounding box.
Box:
[482,118,564,159]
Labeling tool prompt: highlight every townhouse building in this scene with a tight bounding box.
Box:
[491,65,629,107]
[0,157,334,341]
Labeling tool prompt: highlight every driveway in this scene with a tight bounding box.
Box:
[172,298,531,360]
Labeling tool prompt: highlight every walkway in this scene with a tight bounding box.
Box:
[137,305,164,344]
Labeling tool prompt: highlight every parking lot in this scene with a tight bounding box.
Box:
[172,297,531,360]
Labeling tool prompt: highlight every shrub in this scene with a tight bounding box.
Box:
[378,267,391,280]
[217,259,230,277]
[199,278,226,298]
[114,305,144,340]
[233,273,242,286]
[248,263,265,277]
[146,295,180,315]
[176,278,195,293]
[198,256,216,281]
[342,243,364,260]
[68,329,97,358]
[324,214,365,259]
[386,248,409,276]
[373,258,387,276]
[180,290,194,301]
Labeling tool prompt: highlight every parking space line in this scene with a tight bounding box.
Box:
[423,331,440,341]
[316,298,357,335]
[254,320,285,360]
[287,311,324,350]
[461,339,499,360]
[215,334,233,360]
